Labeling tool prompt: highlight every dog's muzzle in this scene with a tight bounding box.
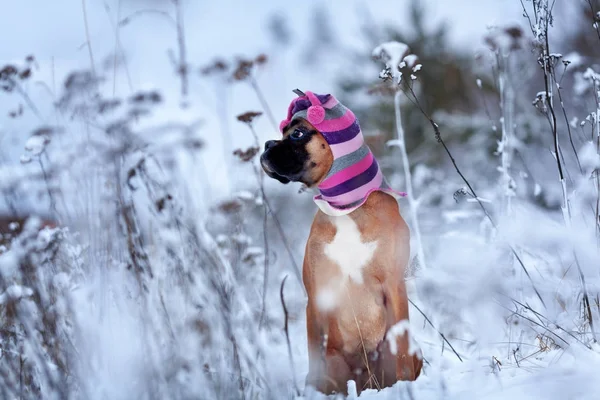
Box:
[260,148,291,184]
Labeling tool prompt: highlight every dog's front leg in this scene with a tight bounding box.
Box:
[383,279,421,381]
[305,299,326,386]
[305,300,352,394]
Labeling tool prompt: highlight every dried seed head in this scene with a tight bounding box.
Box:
[255,54,268,65]
[129,91,162,104]
[19,68,32,80]
[504,25,523,39]
[200,59,229,76]
[236,111,263,124]
[218,199,243,214]
[0,65,18,78]
[232,59,254,81]
[233,147,260,162]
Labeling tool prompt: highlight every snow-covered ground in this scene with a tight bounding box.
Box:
[1,0,600,399]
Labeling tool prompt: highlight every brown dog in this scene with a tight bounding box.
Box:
[261,114,422,395]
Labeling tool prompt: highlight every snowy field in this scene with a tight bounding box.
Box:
[1,0,600,399]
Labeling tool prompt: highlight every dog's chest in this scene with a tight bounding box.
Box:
[324,215,378,284]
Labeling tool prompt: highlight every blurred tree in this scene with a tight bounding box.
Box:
[268,13,292,48]
[333,0,494,171]
[560,0,600,62]
[300,5,338,66]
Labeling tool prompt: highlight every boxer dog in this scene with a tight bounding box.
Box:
[260,90,422,395]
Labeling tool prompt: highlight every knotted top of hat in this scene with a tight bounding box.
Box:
[280,90,406,216]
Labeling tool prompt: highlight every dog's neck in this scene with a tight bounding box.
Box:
[312,145,406,216]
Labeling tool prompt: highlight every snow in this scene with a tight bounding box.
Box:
[24,134,50,156]
[372,41,418,84]
[0,284,34,305]
[1,0,599,399]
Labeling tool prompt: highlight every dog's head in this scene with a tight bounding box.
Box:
[260,118,333,187]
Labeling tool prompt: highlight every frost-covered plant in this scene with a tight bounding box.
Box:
[366,3,600,397]
[372,42,427,272]
[0,49,296,399]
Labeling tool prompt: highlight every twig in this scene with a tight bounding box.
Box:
[120,9,176,26]
[173,0,188,100]
[10,80,43,121]
[112,0,121,95]
[231,337,246,400]
[500,303,570,347]
[495,49,516,216]
[408,299,463,362]
[81,0,97,78]
[103,0,134,95]
[554,64,582,173]
[587,0,600,45]
[279,276,300,397]
[573,253,597,342]
[403,84,546,307]
[245,122,271,329]
[509,297,591,348]
[393,90,427,270]
[519,0,535,33]
[38,156,57,218]
[249,78,278,133]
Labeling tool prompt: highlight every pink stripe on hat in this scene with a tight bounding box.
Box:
[315,110,356,132]
[328,132,364,158]
[318,152,374,190]
[278,90,407,216]
[322,96,339,108]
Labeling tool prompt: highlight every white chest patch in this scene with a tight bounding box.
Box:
[324,215,378,284]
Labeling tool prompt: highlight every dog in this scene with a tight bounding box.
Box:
[260,91,422,395]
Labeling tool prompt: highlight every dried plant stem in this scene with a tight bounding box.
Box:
[554,66,582,174]
[263,196,304,288]
[231,337,246,400]
[173,0,188,99]
[496,51,515,216]
[526,0,595,328]
[81,0,97,78]
[243,124,303,289]
[112,0,121,95]
[393,90,427,270]
[246,123,271,328]
[587,0,600,45]
[103,0,133,95]
[592,88,600,240]
[38,156,57,218]
[408,299,463,362]
[249,78,278,133]
[11,80,42,121]
[403,84,546,308]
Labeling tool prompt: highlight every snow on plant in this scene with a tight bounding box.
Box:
[0,48,299,399]
[367,3,600,398]
[372,41,427,271]
[4,1,600,399]
[484,24,524,216]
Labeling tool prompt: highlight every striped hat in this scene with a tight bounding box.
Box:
[280,91,406,216]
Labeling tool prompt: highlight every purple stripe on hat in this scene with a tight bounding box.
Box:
[321,120,361,145]
[290,94,331,116]
[318,156,379,197]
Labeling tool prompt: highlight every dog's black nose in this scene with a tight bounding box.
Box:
[264,140,278,151]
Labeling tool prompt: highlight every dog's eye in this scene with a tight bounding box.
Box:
[290,129,305,140]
